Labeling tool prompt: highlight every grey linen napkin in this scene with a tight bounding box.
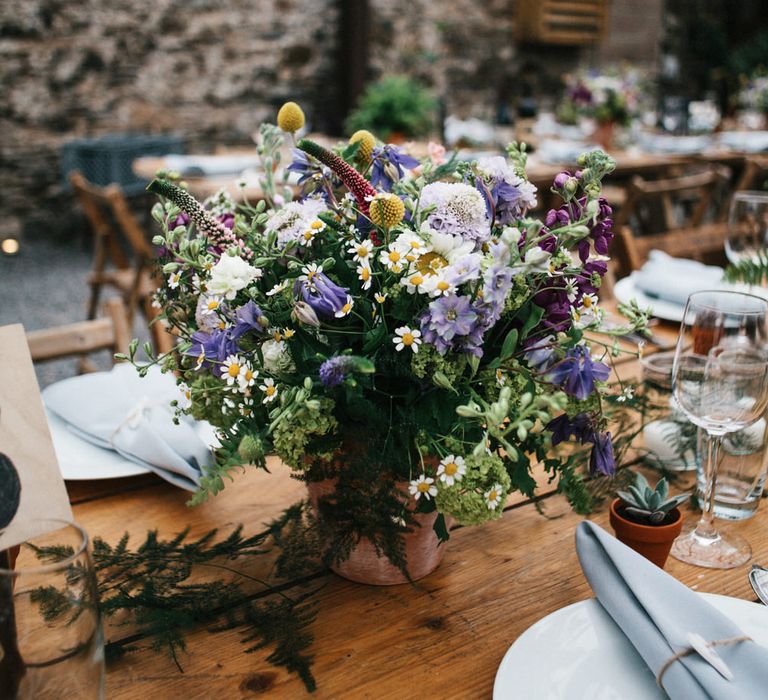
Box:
[576,521,768,699]
[43,364,212,491]
[634,250,724,306]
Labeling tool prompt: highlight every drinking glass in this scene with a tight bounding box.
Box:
[725,191,768,265]
[0,521,104,699]
[671,290,768,568]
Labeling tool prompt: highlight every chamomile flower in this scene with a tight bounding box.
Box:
[395,231,430,263]
[237,364,258,391]
[357,263,373,290]
[424,272,455,298]
[495,368,506,386]
[299,219,326,245]
[380,244,406,273]
[579,293,599,312]
[335,295,355,318]
[563,277,579,303]
[199,296,223,316]
[409,474,437,501]
[259,378,279,403]
[375,292,388,304]
[222,355,246,386]
[168,271,182,289]
[178,382,192,410]
[348,240,374,263]
[436,455,466,486]
[266,280,289,296]
[282,328,296,339]
[393,326,422,353]
[400,271,428,294]
[299,262,323,285]
[485,483,504,510]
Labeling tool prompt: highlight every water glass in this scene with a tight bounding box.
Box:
[725,191,768,265]
[0,521,104,699]
[696,417,768,520]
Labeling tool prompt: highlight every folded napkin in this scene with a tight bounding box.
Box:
[576,521,768,699]
[43,364,212,490]
[634,250,724,306]
[163,154,260,177]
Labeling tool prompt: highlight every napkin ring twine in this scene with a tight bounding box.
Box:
[656,635,752,690]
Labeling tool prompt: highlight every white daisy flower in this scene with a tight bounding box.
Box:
[168,271,182,289]
[563,277,579,303]
[424,271,455,298]
[334,295,355,318]
[237,364,258,391]
[374,292,388,304]
[579,293,599,312]
[393,326,422,353]
[409,474,437,501]
[348,240,374,263]
[436,455,466,486]
[400,271,428,294]
[222,355,245,386]
[485,483,504,510]
[259,377,279,403]
[379,244,406,273]
[299,262,323,285]
[394,231,430,263]
[266,280,289,296]
[357,263,373,290]
[495,369,506,387]
[199,296,223,316]
[178,382,192,410]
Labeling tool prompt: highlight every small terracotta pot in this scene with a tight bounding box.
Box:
[593,120,616,151]
[608,498,683,568]
[307,479,447,585]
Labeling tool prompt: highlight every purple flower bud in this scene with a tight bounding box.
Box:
[553,172,571,189]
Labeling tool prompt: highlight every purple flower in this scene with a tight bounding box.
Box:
[185,329,237,374]
[287,148,321,184]
[482,261,515,306]
[319,356,354,388]
[294,272,349,319]
[546,412,595,446]
[424,295,478,342]
[524,336,557,372]
[590,431,616,476]
[444,253,482,286]
[546,346,610,400]
[370,146,420,191]
[232,300,267,338]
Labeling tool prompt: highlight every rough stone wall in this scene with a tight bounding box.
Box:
[0,0,662,243]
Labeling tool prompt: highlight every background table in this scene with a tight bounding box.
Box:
[67,320,768,699]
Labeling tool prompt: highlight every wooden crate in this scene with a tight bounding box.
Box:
[515,0,610,46]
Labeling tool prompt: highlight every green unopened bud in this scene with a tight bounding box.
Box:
[305,400,321,411]
[238,435,264,463]
[432,371,457,393]
[162,262,179,274]
[519,392,532,408]
[152,235,165,246]
[565,177,579,194]
[456,404,481,418]
[517,425,528,441]
[321,257,335,270]
[473,439,488,457]
[304,377,313,390]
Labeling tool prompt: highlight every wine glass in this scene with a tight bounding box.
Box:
[0,521,104,698]
[671,290,768,568]
[725,191,768,265]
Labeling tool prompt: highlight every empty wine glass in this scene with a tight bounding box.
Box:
[671,290,768,568]
[725,191,768,265]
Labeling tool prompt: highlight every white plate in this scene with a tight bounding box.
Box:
[46,407,219,481]
[613,274,768,323]
[494,593,768,700]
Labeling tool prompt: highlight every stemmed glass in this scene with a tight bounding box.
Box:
[725,191,768,265]
[671,290,768,568]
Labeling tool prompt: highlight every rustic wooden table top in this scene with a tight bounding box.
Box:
[67,316,768,699]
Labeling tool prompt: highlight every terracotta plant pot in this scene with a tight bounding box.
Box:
[608,498,683,568]
[593,120,616,151]
[306,479,447,586]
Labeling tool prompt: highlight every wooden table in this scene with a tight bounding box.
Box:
[65,315,768,698]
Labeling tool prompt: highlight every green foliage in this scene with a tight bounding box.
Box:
[345,76,437,139]
[724,250,768,286]
[30,521,319,691]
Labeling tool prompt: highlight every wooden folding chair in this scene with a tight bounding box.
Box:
[730,156,768,201]
[26,297,131,372]
[609,168,730,280]
[69,171,174,355]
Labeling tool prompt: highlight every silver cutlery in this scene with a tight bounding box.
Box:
[748,564,768,606]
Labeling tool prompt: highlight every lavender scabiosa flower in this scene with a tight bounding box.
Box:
[589,431,616,476]
[419,182,490,244]
[294,272,350,319]
[546,345,610,400]
[265,196,328,247]
[370,145,420,191]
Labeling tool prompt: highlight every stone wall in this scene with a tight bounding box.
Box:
[0,0,662,243]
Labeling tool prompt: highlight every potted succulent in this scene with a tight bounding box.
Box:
[609,473,689,568]
[345,75,436,143]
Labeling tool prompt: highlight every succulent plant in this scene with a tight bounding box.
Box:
[617,472,689,525]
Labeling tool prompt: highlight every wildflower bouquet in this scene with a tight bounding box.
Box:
[558,69,641,127]
[143,103,646,572]
[739,73,768,116]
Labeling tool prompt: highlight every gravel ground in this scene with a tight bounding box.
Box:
[0,237,149,388]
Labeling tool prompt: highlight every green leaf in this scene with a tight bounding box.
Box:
[432,513,450,543]
[519,304,545,341]
[500,329,519,359]
[362,323,387,353]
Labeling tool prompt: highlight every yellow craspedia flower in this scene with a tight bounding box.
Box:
[277,102,305,133]
[349,129,376,162]
[369,192,405,229]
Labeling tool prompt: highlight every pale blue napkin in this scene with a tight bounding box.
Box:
[43,364,212,490]
[576,521,768,699]
[634,250,724,306]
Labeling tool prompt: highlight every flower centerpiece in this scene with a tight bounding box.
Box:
[558,68,641,150]
[141,102,646,584]
[738,73,768,126]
